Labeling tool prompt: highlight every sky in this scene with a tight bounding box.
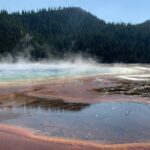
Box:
[0,0,150,24]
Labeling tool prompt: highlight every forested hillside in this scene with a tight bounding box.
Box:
[0,7,150,63]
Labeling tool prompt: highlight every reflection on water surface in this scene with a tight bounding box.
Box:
[0,97,150,144]
[21,99,90,112]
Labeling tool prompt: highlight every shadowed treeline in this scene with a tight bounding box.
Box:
[0,7,150,62]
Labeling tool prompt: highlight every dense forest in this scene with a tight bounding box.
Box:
[0,7,150,63]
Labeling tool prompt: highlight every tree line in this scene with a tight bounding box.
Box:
[0,7,150,63]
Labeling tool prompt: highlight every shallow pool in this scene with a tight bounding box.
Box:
[1,99,150,144]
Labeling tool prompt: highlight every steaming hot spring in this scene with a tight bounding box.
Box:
[0,62,143,84]
[0,61,150,149]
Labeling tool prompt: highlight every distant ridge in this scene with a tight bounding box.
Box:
[0,7,150,63]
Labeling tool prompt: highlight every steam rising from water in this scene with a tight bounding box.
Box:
[0,57,140,84]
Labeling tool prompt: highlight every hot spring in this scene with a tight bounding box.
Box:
[0,62,150,145]
[0,62,139,84]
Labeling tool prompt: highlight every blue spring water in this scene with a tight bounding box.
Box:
[0,63,136,83]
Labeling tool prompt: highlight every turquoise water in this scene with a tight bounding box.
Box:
[0,63,136,83]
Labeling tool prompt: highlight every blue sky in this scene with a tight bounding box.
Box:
[0,0,149,24]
